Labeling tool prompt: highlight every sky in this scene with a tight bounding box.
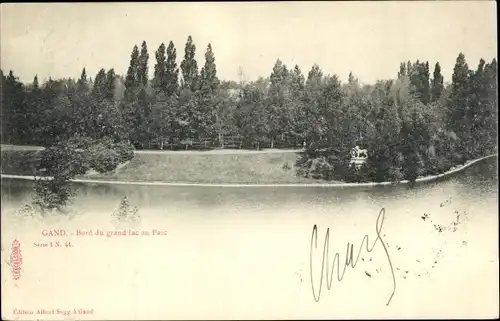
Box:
[1,2,497,85]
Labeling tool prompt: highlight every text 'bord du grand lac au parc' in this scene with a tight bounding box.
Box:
[31,228,168,249]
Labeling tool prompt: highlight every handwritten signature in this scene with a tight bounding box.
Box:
[309,208,396,306]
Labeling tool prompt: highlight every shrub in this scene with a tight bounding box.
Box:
[33,137,135,210]
[88,142,121,173]
[114,141,135,163]
[85,138,135,173]
[38,144,90,180]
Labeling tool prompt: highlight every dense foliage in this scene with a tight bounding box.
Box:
[32,138,134,210]
[1,36,497,184]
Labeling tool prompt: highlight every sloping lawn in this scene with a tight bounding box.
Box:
[1,148,317,184]
[79,152,317,184]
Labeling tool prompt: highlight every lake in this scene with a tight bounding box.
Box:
[1,156,498,319]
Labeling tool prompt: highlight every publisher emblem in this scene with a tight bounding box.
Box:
[10,239,22,280]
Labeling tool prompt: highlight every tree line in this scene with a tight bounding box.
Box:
[1,36,497,182]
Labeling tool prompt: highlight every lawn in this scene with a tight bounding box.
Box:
[1,148,319,184]
[79,152,318,184]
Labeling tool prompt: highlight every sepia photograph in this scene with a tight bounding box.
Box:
[1,1,498,320]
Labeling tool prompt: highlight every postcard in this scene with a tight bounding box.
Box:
[1,2,498,320]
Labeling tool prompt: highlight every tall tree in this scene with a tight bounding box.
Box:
[122,44,142,146]
[318,74,344,146]
[407,60,431,105]
[150,41,179,147]
[124,45,140,100]
[152,43,167,94]
[288,65,306,146]
[137,41,149,89]
[92,68,107,102]
[26,75,45,144]
[71,68,92,137]
[105,69,117,101]
[198,43,220,140]
[165,41,179,97]
[398,63,407,79]
[133,41,151,146]
[32,75,39,90]
[348,71,359,85]
[302,64,325,145]
[267,59,291,148]
[77,68,88,92]
[180,36,198,91]
[199,43,220,95]
[447,52,471,158]
[431,62,444,103]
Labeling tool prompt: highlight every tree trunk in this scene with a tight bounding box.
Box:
[219,131,223,148]
[271,137,274,149]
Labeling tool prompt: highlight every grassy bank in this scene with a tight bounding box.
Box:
[79,152,318,184]
[1,148,320,184]
[0,150,44,176]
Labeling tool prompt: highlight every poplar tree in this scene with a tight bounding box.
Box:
[137,41,149,89]
[136,41,151,146]
[124,45,140,100]
[33,75,39,89]
[122,44,142,145]
[447,53,471,158]
[77,68,89,93]
[105,69,116,100]
[92,68,107,102]
[197,43,220,140]
[178,36,199,144]
[165,41,179,96]
[199,44,220,95]
[151,41,179,148]
[431,62,444,103]
[180,36,198,91]
[398,63,407,79]
[152,43,167,93]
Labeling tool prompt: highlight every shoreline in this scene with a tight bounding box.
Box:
[0,144,301,155]
[1,154,496,188]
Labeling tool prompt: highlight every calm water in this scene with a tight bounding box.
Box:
[1,157,498,319]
